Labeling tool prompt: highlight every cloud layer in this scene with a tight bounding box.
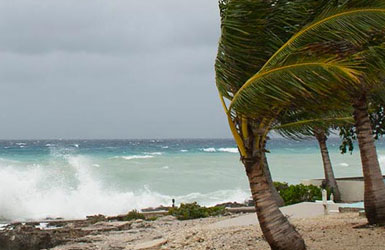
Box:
[0,0,229,139]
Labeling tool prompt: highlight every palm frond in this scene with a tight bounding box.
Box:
[215,0,331,99]
[260,3,385,72]
[230,59,362,118]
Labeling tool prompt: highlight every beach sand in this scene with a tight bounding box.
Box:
[45,212,385,250]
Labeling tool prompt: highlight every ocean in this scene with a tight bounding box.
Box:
[0,138,384,222]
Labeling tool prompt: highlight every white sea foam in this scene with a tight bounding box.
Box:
[202,148,216,152]
[338,163,349,167]
[148,152,162,155]
[180,150,188,152]
[0,155,169,221]
[217,148,238,153]
[119,155,155,160]
[0,154,251,221]
[202,147,238,153]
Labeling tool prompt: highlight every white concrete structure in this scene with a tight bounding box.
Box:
[301,177,379,202]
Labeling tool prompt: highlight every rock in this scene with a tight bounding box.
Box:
[128,238,167,250]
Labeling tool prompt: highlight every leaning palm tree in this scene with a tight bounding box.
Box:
[274,111,355,202]
[216,0,334,249]
[229,0,385,225]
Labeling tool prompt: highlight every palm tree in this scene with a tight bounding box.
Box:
[274,111,355,202]
[314,128,341,201]
[228,1,385,225]
[216,0,332,248]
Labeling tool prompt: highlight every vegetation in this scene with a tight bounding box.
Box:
[216,0,385,248]
[168,202,225,220]
[274,182,324,206]
[122,210,145,221]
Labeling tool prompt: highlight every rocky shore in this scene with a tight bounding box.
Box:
[1,207,385,250]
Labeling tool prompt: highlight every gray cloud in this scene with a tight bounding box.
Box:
[0,0,230,139]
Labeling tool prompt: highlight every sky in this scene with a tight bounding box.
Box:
[0,0,231,139]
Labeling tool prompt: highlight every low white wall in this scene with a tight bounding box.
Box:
[301,179,364,202]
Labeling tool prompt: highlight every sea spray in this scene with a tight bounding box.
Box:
[0,138,377,221]
[0,153,250,221]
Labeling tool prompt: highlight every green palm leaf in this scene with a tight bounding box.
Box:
[230,59,361,118]
[216,0,332,99]
[260,2,385,72]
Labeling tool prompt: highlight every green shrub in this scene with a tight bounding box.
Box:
[274,182,323,205]
[168,202,225,220]
[273,181,289,192]
[123,209,145,221]
[146,216,158,221]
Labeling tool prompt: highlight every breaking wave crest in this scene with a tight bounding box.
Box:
[0,155,249,221]
[118,155,155,160]
[201,147,238,153]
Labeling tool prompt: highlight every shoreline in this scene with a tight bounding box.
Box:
[1,202,384,250]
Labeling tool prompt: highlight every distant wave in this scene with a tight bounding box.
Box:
[218,148,238,153]
[202,148,216,152]
[180,149,188,152]
[147,152,162,155]
[202,147,238,153]
[118,155,155,160]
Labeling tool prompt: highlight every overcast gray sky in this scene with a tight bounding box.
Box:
[0,0,233,139]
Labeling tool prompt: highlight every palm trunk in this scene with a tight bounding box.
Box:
[242,129,306,250]
[353,95,385,225]
[314,131,341,202]
[262,151,285,207]
[244,155,306,250]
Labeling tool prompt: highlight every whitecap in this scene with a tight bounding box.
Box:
[162,166,169,169]
[180,150,188,152]
[148,152,162,155]
[217,148,238,153]
[202,148,216,152]
[161,146,169,149]
[338,163,349,167]
[119,155,154,160]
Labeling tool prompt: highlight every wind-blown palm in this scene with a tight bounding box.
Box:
[227,1,385,225]
[216,0,334,249]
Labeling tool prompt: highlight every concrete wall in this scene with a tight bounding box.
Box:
[301,179,364,202]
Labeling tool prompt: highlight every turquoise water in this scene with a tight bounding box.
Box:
[0,138,384,221]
